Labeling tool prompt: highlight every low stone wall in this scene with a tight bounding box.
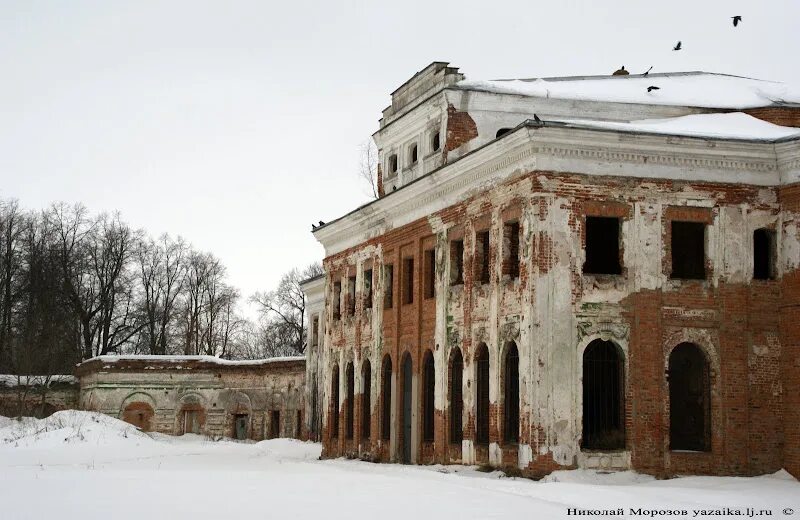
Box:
[0,375,79,418]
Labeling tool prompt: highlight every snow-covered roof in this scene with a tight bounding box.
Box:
[457,72,800,109]
[0,375,78,388]
[80,355,305,368]
[542,112,800,142]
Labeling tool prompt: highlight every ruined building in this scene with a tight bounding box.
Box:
[303,62,800,478]
[77,355,305,440]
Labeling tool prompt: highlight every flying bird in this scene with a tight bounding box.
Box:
[673,41,682,51]
[647,86,661,93]
[643,66,653,76]
[533,114,542,123]
[732,15,742,27]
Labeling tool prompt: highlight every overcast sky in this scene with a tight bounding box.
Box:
[1,0,798,304]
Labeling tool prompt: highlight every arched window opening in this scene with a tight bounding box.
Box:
[475,343,490,445]
[503,342,519,444]
[331,365,339,439]
[362,360,372,440]
[431,131,441,152]
[388,154,398,175]
[345,363,355,439]
[449,349,464,444]
[381,356,392,441]
[496,128,512,138]
[669,343,711,451]
[423,352,435,442]
[409,144,418,164]
[582,339,625,450]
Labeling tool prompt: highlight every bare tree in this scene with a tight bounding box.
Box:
[251,262,323,356]
[358,139,379,199]
[0,200,23,371]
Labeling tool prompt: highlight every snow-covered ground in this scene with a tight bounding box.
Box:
[0,412,797,520]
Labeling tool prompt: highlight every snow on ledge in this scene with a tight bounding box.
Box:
[0,375,78,388]
[458,72,800,109]
[549,112,800,142]
[81,355,305,367]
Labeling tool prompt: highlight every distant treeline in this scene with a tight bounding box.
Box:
[0,198,320,375]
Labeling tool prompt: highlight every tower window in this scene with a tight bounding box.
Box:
[409,144,418,164]
[753,228,776,280]
[671,221,706,280]
[431,131,441,152]
[389,154,398,175]
[583,216,622,275]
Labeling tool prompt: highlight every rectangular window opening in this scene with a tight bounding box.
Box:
[450,239,464,286]
[384,265,394,309]
[347,276,356,316]
[753,228,776,280]
[402,257,414,305]
[671,221,706,280]
[423,249,435,299]
[476,230,490,285]
[503,221,520,280]
[583,216,622,275]
[311,315,319,347]
[332,281,342,321]
[364,268,373,309]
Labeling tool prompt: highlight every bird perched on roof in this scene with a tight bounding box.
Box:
[318,221,325,226]
[533,114,542,124]
[732,16,742,27]
[647,86,661,93]
[673,41,682,51]
[612,65,629,76]
[643,66,653,76]
[311,223,317,230]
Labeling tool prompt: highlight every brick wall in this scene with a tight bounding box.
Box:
[319,167,793,477]
[743,107,800,128]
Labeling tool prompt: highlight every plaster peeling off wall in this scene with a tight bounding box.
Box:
[530,197,580,466]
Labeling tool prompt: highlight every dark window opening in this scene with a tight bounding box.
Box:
[362,361,372,439]
[410,144,418,164]
[423,249,435,299]
[476,230,491,285]
[669,343,711,451]
[450,240,464,285]
[449,349,463,444]
[671,221,706,280]
[402,257,414,305]
[384,265,394,309]
[270,410,280,439]
[496,128,512,138]
[432,131,441,152]
[381,356,392,441]
[475,344,490,445]
[347,276,356,316]
[345,363,355,439]
[364,268,373,309]
[422,353,435,442]
[503,221,520,280]
[583,216,622,275]
[311,315,319,347]
[582,339,625,450]
[332,281,342,321]
[503,342,519,444]
[331,366,339,438]
[296,410,302,438]
[389,154,398,174]
[753,228,776,280]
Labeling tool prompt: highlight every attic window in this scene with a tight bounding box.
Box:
[431,131,441,152]
[753,228,776,280]
[410,144,418,164]
[496,128,512,138]
[583,217,622,275]
[389,154,398,174]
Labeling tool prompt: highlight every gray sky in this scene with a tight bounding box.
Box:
[1,0,798,303]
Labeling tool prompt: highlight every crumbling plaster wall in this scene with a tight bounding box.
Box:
[319,164,791,476]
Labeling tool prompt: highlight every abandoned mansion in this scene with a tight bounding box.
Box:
[302,62,800,478]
